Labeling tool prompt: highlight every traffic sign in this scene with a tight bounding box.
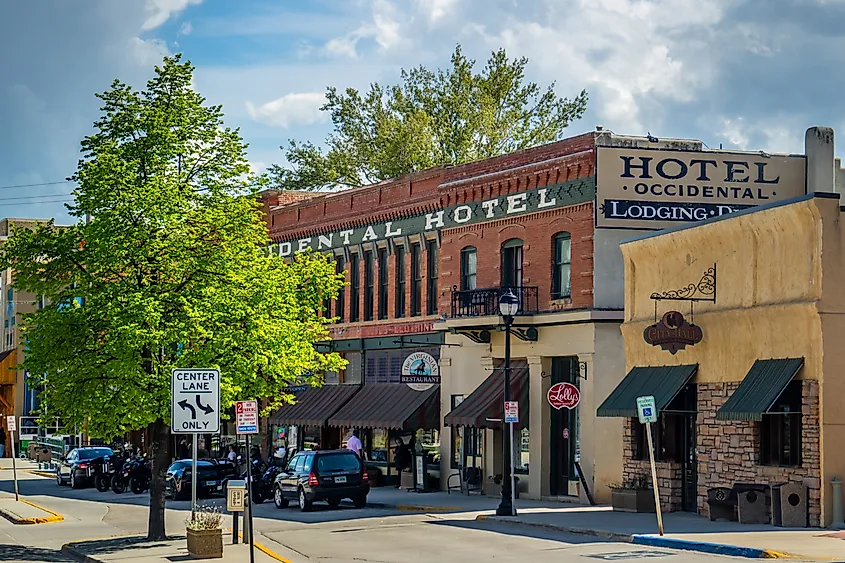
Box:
[6,415,15,432]
[172,368,220,433]
[504,401,519,424]
[236,400,259,435]
[637,395,657,424]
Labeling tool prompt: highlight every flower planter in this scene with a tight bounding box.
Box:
[186,528,223,559]
[611,489,656,513]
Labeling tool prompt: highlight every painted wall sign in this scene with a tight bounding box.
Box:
[401,351,440,391]
[547,382,580,410]
[643,311,703,354]
[269,177,595,256]
[596,147,806,230]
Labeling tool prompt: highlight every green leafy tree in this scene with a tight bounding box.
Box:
[0,55,345,540]
[270,44,588,191]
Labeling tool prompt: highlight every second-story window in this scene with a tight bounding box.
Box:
[378,247,388,320]
[502,238,524,287]
[460,246,477,291]
[411,242,422,316]
[350,253,360,322]
[322,255,333,316]
[335,256,345,322]
[426,239,438,315]
[364,250,374,321]
[552,232,572,299]
[395,246,406,318]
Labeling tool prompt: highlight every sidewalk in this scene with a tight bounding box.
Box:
[62,535,291,563]
[355,485,573,511]
[0,496,63,524]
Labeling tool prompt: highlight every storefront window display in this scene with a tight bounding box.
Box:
[517,427,529,473]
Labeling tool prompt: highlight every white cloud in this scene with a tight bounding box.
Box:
[245,92,328,129]
[178,21,193,36]
[128,37,171,67]
[717,117,804,155]
[142,0,203,31]
[322,0,404,58]
[417,0,457,22]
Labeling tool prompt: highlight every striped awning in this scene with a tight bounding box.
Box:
[596,365,698,418]
[270,384,361,427]
[327,384,440,431]
[716,358,804,421]
[443,359,530,429]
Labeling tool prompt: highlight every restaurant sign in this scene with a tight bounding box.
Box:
[596,147,806,230]
[644,311,703,355]
[269,177,595,256]
[547,382,580,410]
[401,351,440,391]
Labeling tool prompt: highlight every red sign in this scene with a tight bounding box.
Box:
[548,383,580,410]
[644,311,703,355]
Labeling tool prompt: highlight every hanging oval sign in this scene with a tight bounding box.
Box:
[401,352,440,391]
[548,382,580,410]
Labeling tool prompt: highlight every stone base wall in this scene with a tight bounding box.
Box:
[697,381,821,526]
[622,419,683,512]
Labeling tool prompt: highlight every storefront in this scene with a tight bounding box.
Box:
[601,190,845,527]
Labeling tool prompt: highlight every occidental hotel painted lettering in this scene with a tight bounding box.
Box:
[269,177,595,256]
[595,147,807,230]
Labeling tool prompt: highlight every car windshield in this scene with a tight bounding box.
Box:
[185,465,219,479]
[317,454,361,473]
[78,448,114,460]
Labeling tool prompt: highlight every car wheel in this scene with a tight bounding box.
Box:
[353,495,367,509]
[70,471,81,490]
[298,487,312,512]
[273,487,288,509]
[327,497,341,509]
[56,470,64,486]
[95,474,111,492]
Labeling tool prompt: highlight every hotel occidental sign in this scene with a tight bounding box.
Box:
[644,311,703,355]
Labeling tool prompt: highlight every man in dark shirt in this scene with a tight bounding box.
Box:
[0,422,7,458]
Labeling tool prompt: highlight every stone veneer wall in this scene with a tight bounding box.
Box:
[622,419,684,512]
[697,381,821,526]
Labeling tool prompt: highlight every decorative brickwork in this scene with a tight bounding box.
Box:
[621,418,684,511]
[696,381,821,526]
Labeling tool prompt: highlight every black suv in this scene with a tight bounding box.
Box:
[272,450,369,512]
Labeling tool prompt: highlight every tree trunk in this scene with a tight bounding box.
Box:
[147,418,170,540]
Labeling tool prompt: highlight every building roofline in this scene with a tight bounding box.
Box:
[620,192,838,245]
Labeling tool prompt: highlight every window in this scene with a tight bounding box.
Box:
[426,239,438,315]
[632,384,696,463]
[350,253,360,322]
[322,256,333,316]
[335,256,345,322]
[501,239,524,287]
[364,250,374,321]
[317,453,362,472]
[378,248,388,320]
[516,427,529,473]
[552,232,572,299]
[411,242,422,316]
[760,380,802,467]
[395,246,406,318]
[460,246,477,291]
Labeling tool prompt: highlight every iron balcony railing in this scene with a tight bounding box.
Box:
[450,286,539,318]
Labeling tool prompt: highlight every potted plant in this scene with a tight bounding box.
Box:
[610,476,656,513]
[186,505,223,559]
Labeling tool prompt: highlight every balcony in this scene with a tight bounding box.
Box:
[450,286,539,318]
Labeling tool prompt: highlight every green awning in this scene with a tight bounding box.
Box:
[596,365,698,418]
[716,358,804,422]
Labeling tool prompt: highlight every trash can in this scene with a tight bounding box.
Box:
[737,488,768,524]
[772,483,808,528]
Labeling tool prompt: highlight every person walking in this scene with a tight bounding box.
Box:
[393,438,410,488]
[0,421,6,458]
[346,430,363,459]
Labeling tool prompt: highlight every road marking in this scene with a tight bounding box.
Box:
[229,528,294,563]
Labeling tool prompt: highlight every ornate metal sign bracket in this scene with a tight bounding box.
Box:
[650,264,716,303]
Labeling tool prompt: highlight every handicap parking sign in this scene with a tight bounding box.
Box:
[636,396,657,424]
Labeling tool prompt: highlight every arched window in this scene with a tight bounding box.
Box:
[552,232,571,299]
[460,246,477,291]
[501,238,524,287]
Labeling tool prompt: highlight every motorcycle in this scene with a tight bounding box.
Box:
[222,455,268,504]
[96,448,128,493]
[112,452,147,494]
[250,456,286,505]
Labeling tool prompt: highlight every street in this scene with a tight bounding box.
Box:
[0,469,768,563]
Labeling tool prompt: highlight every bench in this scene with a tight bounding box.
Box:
[448,466,483,495]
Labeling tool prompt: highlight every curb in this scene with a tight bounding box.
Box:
[0,499,64,525]
[24,470,56,479]
[61,543,98,563]
[474,515,797,559]
[229,529,293,563]
[338,499,459,512]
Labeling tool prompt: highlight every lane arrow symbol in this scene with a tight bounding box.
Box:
[178,399,196,419]
[195,395,214,415]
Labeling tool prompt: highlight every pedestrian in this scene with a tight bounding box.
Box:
[346,429,363,458]
[226,444,237,463]
[393,438,410,488]
[177,438,189,460]
[0,421,6,459]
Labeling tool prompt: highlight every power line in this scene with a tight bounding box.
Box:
[0,199,72,207]
[0,180,76,190]
[0,193,75,202]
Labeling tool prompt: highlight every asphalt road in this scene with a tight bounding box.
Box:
[0,470,764,563]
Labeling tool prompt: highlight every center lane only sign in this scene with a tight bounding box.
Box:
[172,368,220,433]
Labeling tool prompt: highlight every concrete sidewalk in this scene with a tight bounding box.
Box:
[356,485,573,511]
[475,506,845,560]
[62,535,291,563]
[0,496,64,524]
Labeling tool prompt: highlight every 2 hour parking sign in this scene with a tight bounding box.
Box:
[171,368,220,433]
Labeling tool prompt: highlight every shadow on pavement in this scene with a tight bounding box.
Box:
[68,536,179,556]
[426,518,613,545]
[0,544,73,562]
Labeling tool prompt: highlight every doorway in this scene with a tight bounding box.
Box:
[549,357,578,496]
[666,384,698,513]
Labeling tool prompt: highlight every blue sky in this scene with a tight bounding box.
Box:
[2,0,845,223]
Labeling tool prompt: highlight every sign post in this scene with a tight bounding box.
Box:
[637,395,663,536]
[7,415,18,502]
[504,401,519,514]
[171,369,220,522]
[236,400,259,563]
[226,479,245,545]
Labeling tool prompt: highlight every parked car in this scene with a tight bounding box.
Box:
[272,449,369,512]
[165,460,224,500]
[56,447,115,489]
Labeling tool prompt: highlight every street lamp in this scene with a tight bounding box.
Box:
[496,289,519,517]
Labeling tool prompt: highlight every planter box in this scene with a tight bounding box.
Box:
[186,528,223,559]
[611,489,656,513]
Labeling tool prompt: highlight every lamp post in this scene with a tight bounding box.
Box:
[496,289,519,517]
